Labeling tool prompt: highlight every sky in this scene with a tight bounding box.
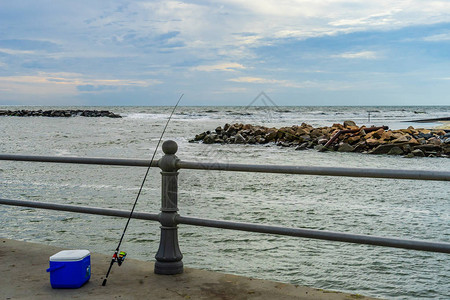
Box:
[0,0,450,106]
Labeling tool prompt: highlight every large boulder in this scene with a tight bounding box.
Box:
[265,130,278,142]
[338,143,354,152]
[411,149,425,157]
[343,120,356,127]
[392,135,409,143]
[387,146,404,155]
[234,134,246,144]
[203,134,217,144]
[369,143,400,155]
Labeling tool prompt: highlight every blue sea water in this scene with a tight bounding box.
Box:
[0,105,449,299]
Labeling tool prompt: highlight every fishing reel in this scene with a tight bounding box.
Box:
[113,251,127,266]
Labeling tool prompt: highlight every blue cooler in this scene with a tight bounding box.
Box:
[46,249,91,288]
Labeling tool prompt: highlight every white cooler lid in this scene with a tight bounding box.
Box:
[50,250,90,262]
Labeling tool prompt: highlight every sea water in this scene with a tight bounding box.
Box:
[0,106,449,299]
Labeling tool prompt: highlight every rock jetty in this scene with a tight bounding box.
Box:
[0,109,122,118]
[191,121,450,158]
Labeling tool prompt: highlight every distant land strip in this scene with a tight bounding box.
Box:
[403,117,450,123]
[0,109,122,118]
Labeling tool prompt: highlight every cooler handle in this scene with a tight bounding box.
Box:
[46,264,65,272]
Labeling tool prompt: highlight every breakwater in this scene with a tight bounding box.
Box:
[192,121,450,158]
[0,109,122,118]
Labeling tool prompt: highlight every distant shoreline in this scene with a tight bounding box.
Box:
[0,109,122,118]
[403,117,450,123]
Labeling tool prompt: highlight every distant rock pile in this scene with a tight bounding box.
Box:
[0,109,122,118]
[191,121,450,158]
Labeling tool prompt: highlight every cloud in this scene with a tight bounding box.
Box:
[228,76,320,89]
[332,51,379,59]
[423,32,450,42]
[329,10,401,27]
[0,72,162,101]
[228,76,276,84]
[0,48,35,55]
[227,76,372,91]
[194,62,246,72]
[77,84,117,92]
[225,1,450,40]
[212,87,248,94]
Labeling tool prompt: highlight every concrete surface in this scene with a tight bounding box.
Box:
[1,238,378,299]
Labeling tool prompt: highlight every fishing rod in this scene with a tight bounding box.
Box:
[102,94,184,286]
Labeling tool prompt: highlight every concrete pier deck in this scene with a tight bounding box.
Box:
[1,238,377,299]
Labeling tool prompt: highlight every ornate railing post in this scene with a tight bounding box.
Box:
[154,140,183,274]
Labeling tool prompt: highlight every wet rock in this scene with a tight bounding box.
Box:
[366,128,385,139]
[407,137,420,145]
[317,138,328,145]
[369,144,399,155]
[295,142,309,150]
[366,138,381,147]
[234,134,246,144]
[299,135,312,142]
[392,135,409,143]
[203,134,216,144]
[380,131,394,141]
[402,144,412,154]
[413,144,442,153]
[310,129,322,137]
[225,125,238,135]
[257,137,266,144]
[353,141,367,152]
[427,137,442,146]
[418,132,433,139]
[254,128,265,136]
[195,132,207,141]
[278,141,291,147]
[443,145,450,154]
[387,146,404,155]
[343,120,357,127]
[332,123,345,130]
[296,128,309,136]
[338,143,354,152]
[347,135,361,144]
[265,130,277,141]
[247,137,257,144]
[315,145,327,152]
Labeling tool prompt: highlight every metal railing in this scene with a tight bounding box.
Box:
[1,140,450,275]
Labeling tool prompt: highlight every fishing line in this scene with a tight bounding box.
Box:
[102,94,184,286]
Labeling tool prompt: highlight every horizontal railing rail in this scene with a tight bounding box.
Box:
[0,154,158,167]
[1,197,449,254]
[177,161,450,181]
[1,140,449,276]
[1,154,449,181]
[0,198,159,221]
[176,215,450,254]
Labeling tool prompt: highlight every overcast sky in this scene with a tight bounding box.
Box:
[1,1,449,106]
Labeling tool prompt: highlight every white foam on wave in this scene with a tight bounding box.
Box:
[124,113,167,119]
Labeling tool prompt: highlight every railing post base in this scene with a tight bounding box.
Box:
[155,226,183,275]
[155,261,184,275]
